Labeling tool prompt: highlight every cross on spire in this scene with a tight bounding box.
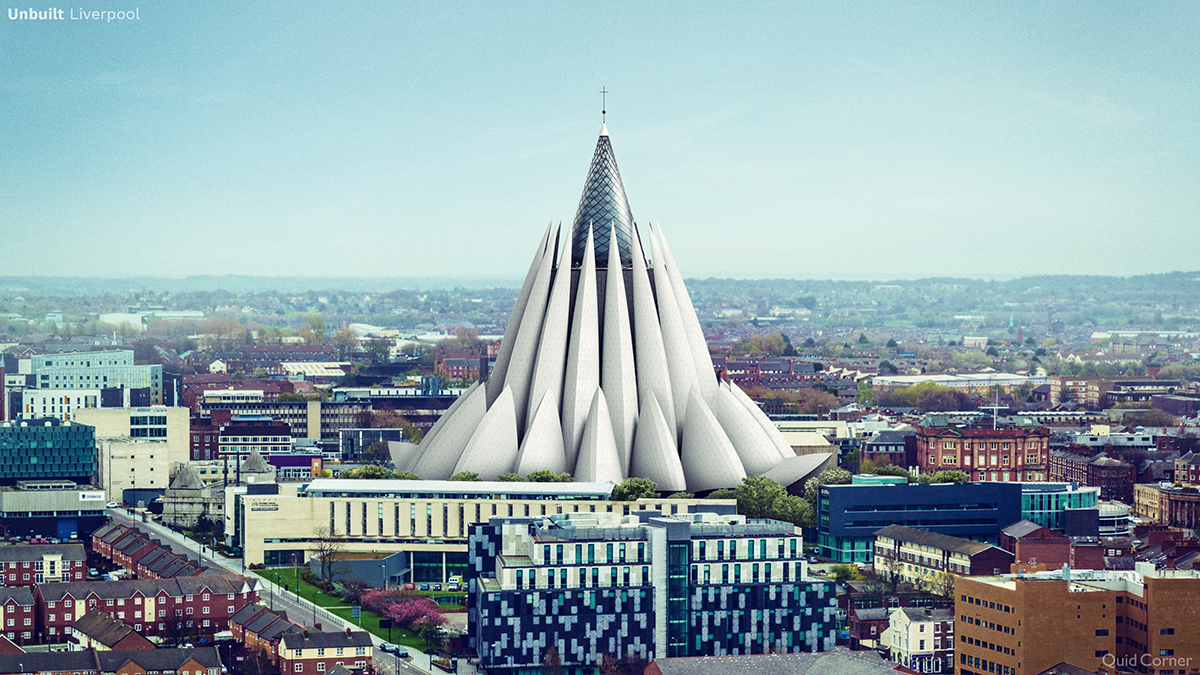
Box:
[600,86,608,122]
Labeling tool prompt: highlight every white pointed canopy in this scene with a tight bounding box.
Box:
[411,126,811,492]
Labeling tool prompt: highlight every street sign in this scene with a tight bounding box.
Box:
[378,619,392,628]
[351,606,361,619]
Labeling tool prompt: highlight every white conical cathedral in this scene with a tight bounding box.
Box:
[404,125,813,491]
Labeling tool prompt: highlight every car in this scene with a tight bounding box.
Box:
[106,502,118,509]
[394,646,410,658]
[380,643,408,656]
[87,568,99,578]
[419,583,430,591]
[432,583,442,591]
[403,582,416,590]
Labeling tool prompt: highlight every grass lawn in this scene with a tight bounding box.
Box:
[256,568,428,649]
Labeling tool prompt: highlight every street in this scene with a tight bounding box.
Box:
[107,509,471,675]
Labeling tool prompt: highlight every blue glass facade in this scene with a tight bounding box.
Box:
[0,419,96,484]
[817,482,1021,563]
[467,512,837,674]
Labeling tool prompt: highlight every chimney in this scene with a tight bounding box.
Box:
[314,622,322,631]
[303,628,309,637]
[346,627,352,637]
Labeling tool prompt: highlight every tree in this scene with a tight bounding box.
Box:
[340,465,395,480]
[667,491,695,499]
[803,468,852,510]
[857,332,870,345]
[362,440,392,464]
[856,381,875,405]
[886,338,898,348]
[1125,409,1178,427]
[707,488,736,500]
[922,571,956,598]
[333,328,359,360]
[877,360,899,375]
[986,346,1000,357]
[542,646,564,675]
[830,564,857,581]
[771,494,815,529]
[733,476,787,519]
[611,477,657,501]
[393,471,419,480]
[450,471,481,481]
[312,526,342,584]
[918,470,970,484]
[497,473,523,482]
[526,470,573,483]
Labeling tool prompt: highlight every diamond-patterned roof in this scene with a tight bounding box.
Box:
[570,128,636,269]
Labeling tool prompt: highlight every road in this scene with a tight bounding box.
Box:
[106,509,457,675]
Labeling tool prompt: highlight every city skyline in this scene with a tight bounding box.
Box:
[3,2,1198,281]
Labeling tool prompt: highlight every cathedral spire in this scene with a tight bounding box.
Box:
[570,126,635,269]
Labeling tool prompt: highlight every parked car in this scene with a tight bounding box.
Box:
[419,583,430,591]
[87,568,99,578]
[403,582,416,590]
[432,583,442,591]
[106,502,118,509]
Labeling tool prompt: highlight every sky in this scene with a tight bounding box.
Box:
[2,2,1198,283]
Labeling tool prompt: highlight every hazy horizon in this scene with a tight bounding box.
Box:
[4,2,1198,280]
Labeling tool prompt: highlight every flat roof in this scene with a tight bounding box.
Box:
[302,478,613,497]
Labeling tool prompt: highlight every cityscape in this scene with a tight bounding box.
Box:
[3,4,1199,675]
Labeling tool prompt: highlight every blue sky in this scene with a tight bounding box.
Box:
[2,2,1197,281]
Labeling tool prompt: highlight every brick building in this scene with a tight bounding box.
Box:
[67,609,156,651]
[33,574,259,642]
[873,526,1015,586]
[1048,451,1135,503]
[0,587,35,645]
[997,520,1104,571]
[0,544,86,587]
[956,564,1200,675]
[914,417,1051,482]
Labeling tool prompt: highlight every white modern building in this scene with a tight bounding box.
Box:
[98,437,171,502]
[405,126,826,492]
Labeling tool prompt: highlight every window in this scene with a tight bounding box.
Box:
[317,665,326,672]
[1161,628,1175,635]
[295,666,303,672]
[1096,629,1109,636]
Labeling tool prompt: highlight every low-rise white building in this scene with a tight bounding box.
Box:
[98,437,170,502]
[884,606,955,674]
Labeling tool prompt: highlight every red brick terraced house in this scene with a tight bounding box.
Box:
[0,587,35,646]
[230,603,301,659]
[33,574,259,643]
[0,544,86,587]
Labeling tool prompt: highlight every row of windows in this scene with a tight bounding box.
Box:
[961,594,1012,614]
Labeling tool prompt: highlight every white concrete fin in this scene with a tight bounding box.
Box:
[728,380,796,460]
[525,221,575,433]
[561,225,601,472]
[680,388,747,492]
[406,380,479,471]
[602,225,638,476]
[412,383,488,479]
[629,225,676,437]
[487,222,553,406]
[656,225,717,393]
[502,222,558,438]
[648,223,696,441]
[574,388,624,484]
[708,382,784,476]
[454,385,519,480]
[629,393,687,492]
[515,388,568,476]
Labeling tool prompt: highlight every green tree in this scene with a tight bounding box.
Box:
[877,360,899,375]
[855,381,875,405]
[857,332,870,345]
[497,473,524,482]
[392,471,419,480]
[830,564,858,581]
[886,338,898,348]
[772,494,815,528]
[706,488,736,500]
[804,468,853,510]
[526,470,574,483]
[918,470,970,484]
[450,471,481,481]
[667,492,695,499]
[611,477,658,501]
[340,465,394,480]
[733,476,788,519]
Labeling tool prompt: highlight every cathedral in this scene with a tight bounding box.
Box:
[403,125,824,492]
